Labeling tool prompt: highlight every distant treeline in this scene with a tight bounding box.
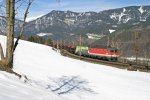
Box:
[27,36,53,45]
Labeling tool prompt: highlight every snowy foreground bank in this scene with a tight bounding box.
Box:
[0,35,150,100]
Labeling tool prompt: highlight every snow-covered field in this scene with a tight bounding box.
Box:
[0,35,150,100]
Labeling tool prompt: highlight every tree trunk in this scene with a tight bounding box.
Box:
[6,0,15,67]
[0,43,4,61]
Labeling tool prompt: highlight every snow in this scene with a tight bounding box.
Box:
[138,6,145,14]
[64,19,75,25]
[0,71,65,100]
[0,35,150,100]
[109,29,115,33]
[95,20,102,23]
[110,12,118,20]
[123,16,131,23]
[123,8,126,13]
[140,17,147,22]
[26,15,44,22]
[37,33,47,36]
[37,33,53,37]
[118,12,127,22]
[85,12,91,16]
[86,33,105,39]
[110,11,131,23]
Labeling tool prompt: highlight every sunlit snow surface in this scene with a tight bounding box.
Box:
[0,35,150,100]
[0,71,63,100]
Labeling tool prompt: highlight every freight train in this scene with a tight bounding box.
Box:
[51,44,119,61]
[75,45,118,61]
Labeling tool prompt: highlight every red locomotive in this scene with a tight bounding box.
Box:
[88,46,118,61]
[51,43,119,61]
[75,45,118,61]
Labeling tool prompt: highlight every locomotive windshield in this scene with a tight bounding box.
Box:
[109,48,118,53]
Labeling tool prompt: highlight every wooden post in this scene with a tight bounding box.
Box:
[79,34,82,58]
[107,34,110,48]
[57,40,59,50]
[134,32,139,66]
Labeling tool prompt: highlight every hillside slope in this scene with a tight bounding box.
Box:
[92,23,150,57]
[0,35,150,100]
[0,71,63,100]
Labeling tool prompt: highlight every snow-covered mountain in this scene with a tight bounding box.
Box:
[1,6,150,41]
[0,35,150,100]
[25,6,150,37]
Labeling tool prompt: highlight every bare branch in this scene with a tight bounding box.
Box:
[0,0,6,9]
[15,0,22,3]
[13,0,34,52]
[15,0,25,12]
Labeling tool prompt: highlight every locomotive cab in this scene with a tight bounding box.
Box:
[108,47,118,61]
[108,47,118,53]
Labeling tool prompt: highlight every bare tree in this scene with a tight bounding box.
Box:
[0,0,34,68]
[139,33,150,67]
[110,37,125,60]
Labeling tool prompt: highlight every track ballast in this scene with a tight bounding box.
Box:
[61,49,150,72]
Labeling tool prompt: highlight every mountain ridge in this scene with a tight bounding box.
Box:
[1,5,150,42]
[24,5,150,37]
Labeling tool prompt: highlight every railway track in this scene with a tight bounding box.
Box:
[61,49,150,72]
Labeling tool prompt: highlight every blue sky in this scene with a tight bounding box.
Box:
[26,0,150,21]
[0,0,148,21]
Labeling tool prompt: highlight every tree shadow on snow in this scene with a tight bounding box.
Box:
[46,76,97,95]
